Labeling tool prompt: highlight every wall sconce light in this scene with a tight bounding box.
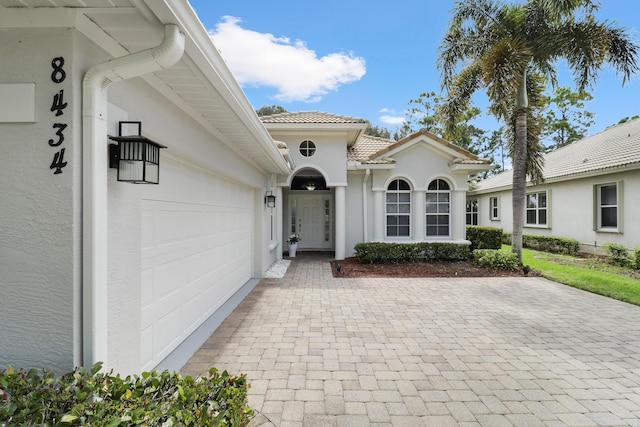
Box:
[304,181,316,191]
[108,121,166,184]
[264,190,276,208]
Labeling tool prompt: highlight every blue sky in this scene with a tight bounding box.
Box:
[189,0,639,136]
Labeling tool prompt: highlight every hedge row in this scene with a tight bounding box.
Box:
[466,226,502,251]
[472,249,518,270]
[0,363,253,426]
[353,242,470,264]
[605,243,640,269]
[502,233,580,255]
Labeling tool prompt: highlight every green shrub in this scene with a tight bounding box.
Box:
[502,233,512,245]
[502,233,579,255]
[634,247,640,270]
[353,242,469,264]
[605,243,632,268]
[473,249,518,270]
[466,226,503,251]
[0,363,253,426]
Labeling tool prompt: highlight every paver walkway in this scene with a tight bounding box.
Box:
[181,254,640,426]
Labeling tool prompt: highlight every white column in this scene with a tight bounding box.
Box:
[373,190,384,241]
[413,190,426,241]
[276,186,284,260]
[453,189,466,241]
[335,186,346,260]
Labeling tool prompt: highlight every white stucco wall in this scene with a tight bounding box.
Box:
[473,169,640,252]
[368,143,471,243]
[0,28,80,370]
[105,76,272,372]
[345,170,369,257]
[272,133,348,185]
[0,23,275,373]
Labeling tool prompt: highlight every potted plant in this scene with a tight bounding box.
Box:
[287,233,300,257]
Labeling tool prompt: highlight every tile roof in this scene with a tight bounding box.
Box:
[474,118,640,192]
[259,111,367,124]
[348,134,395,163]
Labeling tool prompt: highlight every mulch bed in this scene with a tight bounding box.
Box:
[331,257,535,278]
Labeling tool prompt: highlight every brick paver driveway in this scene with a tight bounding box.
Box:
[182,255,640,426]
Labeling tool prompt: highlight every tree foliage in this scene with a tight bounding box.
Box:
[542,86,594,151]
[256,105,288,116]
[364,121,392,139]
[437,0,639,263]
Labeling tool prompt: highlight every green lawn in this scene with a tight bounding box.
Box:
[509,245,640,306]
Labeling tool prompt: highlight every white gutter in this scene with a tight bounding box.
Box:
[82,24,185,369]
[362,168,371,243]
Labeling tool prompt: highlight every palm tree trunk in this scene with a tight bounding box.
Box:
[512,72,528,265]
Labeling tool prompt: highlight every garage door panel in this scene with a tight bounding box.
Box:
[140,159,254,371]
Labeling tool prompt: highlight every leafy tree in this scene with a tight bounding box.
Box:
[615,115,640,125]
[364,121,392,139]
[256,105,287,116]
[400,91,489,156]
[542,86,594,151]
[438,0,639,263]
[403,91,444,135]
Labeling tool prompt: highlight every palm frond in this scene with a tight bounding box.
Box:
[437,64,483,139]
[536,0,598,22]
[482,37,532,119]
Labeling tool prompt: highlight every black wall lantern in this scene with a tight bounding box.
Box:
[264,190,276,208]
[109,121,166,184]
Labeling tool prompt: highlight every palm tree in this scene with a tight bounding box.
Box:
[437,0,638,263]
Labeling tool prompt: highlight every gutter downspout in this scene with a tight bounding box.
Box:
[362,168,370,243]
[82,24,185,369]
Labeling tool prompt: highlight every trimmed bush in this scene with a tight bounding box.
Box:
[466,226,503,251]
[605,243,632,268]
[353,242,469,264]
[634,247,640,270]
[502,233,579,255]
[473,249,518,270]
[0,363,253,426]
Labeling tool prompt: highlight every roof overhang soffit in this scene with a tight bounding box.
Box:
[3,5,291,176]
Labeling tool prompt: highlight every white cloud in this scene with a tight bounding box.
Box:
[209,16,366,103]
[378,108,405,125]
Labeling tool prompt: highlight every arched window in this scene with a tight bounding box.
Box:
[426,179,450,237]
[386,179,411,237]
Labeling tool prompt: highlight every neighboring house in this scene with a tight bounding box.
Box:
[468,118,640,253]
[0,1,489,374]
[261,112,492,259]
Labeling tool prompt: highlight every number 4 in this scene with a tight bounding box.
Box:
[50,148,68,174]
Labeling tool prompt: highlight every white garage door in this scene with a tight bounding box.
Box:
[140,158,253,370]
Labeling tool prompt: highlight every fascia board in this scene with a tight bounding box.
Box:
[471,163,640,195]
[450,163,494,172]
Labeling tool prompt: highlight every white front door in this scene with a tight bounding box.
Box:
[290,194,332,250]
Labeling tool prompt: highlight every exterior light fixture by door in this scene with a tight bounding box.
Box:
[264,191,276,208]
[108,121,166,184]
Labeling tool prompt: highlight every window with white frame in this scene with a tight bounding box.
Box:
[596,183,619,230]
[526,191,547,226]
[426,179,450,237]
[489,196,499,220]
[466,198,478,225]
[386,179,411,237]
[299,140,316,157]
